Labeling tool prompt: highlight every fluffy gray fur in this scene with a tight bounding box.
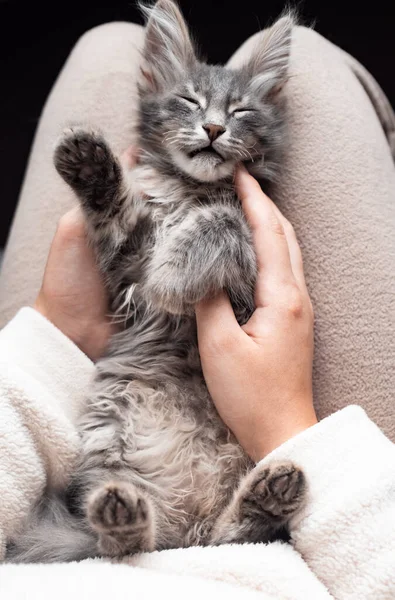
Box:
[7,0,306,563]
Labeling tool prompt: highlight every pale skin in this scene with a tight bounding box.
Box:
[35,153,317,459]
[196,166,317,460]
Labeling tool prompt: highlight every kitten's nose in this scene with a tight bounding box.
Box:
[203,123,226,142]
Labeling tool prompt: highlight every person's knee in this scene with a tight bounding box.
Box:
[74,21,145,56]
[227,24,332,71]
[292,25,332,56]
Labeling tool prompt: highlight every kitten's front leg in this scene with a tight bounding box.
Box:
[54,127,146,274]
[209,462,306,545]
[145,204,257,320]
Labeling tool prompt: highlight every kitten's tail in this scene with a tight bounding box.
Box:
[6,494,97,563]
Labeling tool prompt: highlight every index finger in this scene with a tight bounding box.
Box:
[270,203,308,292]
[236,166,295,301]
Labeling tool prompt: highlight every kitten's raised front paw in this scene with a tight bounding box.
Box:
[88,482,155,556]
[247,462,306,519]
[54,127,122,210]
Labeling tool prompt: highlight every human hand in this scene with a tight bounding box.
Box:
[196,167,317,461]
[34,147,136,361]
[34,207,113,361]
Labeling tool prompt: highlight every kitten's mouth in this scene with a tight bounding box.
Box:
[188,146,224,161]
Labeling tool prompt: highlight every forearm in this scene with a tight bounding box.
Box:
[258,406,395,599]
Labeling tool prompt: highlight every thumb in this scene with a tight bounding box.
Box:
[195,291,241,351]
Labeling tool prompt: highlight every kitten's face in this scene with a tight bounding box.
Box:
[139,0,293,183]
[140,64,280,182]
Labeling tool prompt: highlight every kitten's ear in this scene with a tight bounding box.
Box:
[139,0,197,94]
[245,12,296,99]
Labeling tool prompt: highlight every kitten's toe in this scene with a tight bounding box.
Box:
[88,482,150,532]
[248,462,306,518]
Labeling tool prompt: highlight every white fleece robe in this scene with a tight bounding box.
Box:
[0,307,394,600]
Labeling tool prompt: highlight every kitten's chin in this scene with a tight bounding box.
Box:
[172,150,234,183]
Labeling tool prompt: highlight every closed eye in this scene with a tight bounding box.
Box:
[231,108,255,116]
[178,96,201,109]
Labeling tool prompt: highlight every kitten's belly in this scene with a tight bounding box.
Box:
[126,379,247,513]
[83,377,250,545]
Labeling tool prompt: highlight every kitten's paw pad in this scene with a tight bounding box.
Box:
[88,482,150,533]
[54,127,119,189]
[249,462,306,517]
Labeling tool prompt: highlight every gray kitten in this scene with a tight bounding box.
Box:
[8,0,305,563]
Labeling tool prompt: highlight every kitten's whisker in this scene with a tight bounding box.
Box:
[164,134,181,142]
[164,135,190,145]
[232,149,243,160]
[163,129,180,136]
[167,139,185,149]
[242,148,253,162]
[230,143,254,163]
[229,147,245,161]
[163,135,183,144]
[164,130,192,141]
[164,135,181,142]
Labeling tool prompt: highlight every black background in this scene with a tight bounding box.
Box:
[0,0,394,247]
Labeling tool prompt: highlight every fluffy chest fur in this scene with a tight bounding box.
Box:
[78,158,252,543]
[79,304,250,548]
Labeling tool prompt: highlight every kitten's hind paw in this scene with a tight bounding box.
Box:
[54,127,122,211]
[88,482,155,556]
[209,461,306,546]
[247,462,306,518]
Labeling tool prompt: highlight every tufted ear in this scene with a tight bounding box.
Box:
[244,12,296,98]
[139,0,197,94]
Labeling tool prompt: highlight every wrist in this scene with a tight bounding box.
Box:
[247,403,318,461]
[34,293,111,361]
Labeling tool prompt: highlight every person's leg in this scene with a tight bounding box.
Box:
[228,27,395,441]
[0,22,144,327]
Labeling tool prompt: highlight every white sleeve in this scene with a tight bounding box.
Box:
[258,405,395,600]
[0,308,95,558]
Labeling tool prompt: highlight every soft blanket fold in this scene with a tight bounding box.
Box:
[0,308,394,599]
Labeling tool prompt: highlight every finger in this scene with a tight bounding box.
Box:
[56,207,87,241]
[236,166,294,301]
[196,291,244,355]
[270,203,307,291]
